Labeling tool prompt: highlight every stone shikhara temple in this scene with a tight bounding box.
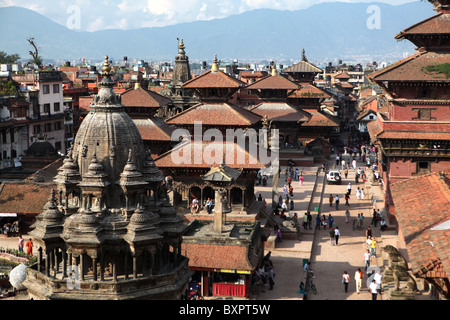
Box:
[23,56,191,300]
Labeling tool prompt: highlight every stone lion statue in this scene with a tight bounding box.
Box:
[382,245,418,293]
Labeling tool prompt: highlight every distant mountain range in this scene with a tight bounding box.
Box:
[0,2,435,63]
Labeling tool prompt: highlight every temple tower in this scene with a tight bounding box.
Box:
[23,56,191,300]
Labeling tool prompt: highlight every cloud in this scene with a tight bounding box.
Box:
[0,0,418,31]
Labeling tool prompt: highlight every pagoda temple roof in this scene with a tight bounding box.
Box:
[246,74,300,90]
[202,164,242,182]
[395,12,450,39]
[154,140,268,170]
[165,102,262,127]
[301,109,340,127]
[368,49,450,82]
[181,69,245,89]
[250,102,311,123]
[133,118,177,142]
[289,83,331,99]
[390,171,450,279]
[283,60,322,74]
[120,86,172,108]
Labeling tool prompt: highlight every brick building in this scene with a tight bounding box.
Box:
[367,0,450,218]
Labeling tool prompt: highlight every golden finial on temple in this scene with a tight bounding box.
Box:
[271,62,277,76]
[102,55,112,76]
[211,54,219,72]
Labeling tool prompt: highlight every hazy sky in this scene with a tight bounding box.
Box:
[0,0,418,32]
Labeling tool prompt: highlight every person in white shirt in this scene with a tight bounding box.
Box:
[304,261,315,278]
[364,249,371,271]
[374,271,383,294]
[369,280,378,300]
[334,227,341,245]
[354,268,363,294]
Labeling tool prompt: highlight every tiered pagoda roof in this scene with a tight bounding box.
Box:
[165,102,262,127]
[250,102,311,123]
[368,50,450,83]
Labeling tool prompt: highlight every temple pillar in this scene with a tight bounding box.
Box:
[37,247,42,273]
[113,260,117,282]
[45,251,49,276]
[80,253,84,281]
[62,251,67,279]
[124,252,129,280]
[133,255,137,279]
[149,251,155,276]
[200,188,204,208]
[100,256,105,281]
[65,193,69,210]
[92,257,97,281]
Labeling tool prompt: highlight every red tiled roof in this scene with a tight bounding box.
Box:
[390,172,450,278]
[182,242,255,271]
[154,140,267,170]
[301,109,340,127]
[165,103,262,127]
[395,13,450,38]
[377,131,450,140]
[120,87,171,108]
[246,74,300,90]
[368,117,450,141]
[133,118,177,141]
[250,102,311,123]
[368,50,450,82]
[334,72,351,80]
[182,70,245,89]
[337,81,354,89]
[289,83,331,99]
[0,183,53,216]
[239,71,268,78]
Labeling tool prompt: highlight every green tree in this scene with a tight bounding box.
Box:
[0,80,19,96]
[0,51,21,64]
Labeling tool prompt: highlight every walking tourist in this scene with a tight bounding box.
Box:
[374,270,383,295]
[329,227,335,245]
[370,237,377,257]
[369,280,378,300]
[18,235,24,253]
[355,268,363,294]
[342,271,350,293]
[334,226,341,245]
[364,249,371,271]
